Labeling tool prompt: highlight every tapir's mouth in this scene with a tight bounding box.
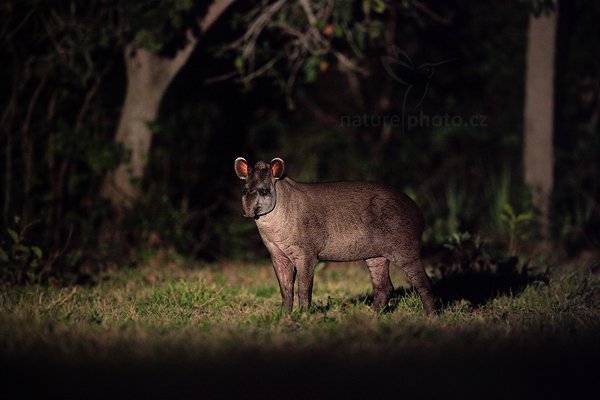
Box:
[243,207,261,218]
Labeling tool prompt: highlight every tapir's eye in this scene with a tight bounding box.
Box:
[258,189,270,196]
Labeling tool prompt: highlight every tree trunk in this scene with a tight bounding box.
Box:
[101,0,235,212]
[524,3,558,240]
[100,42,196,210]
[21,74,47,224]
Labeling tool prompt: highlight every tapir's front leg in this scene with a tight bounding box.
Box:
[296,254,317,311]
[271,253,296,311]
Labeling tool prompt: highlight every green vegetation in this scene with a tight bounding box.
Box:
[2,260,598,397]
[0,217,44,284]
[2,261,598,359]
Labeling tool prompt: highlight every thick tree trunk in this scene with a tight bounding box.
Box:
[101,0,235,212]
[524,3,558,240]
[100,42,196,210]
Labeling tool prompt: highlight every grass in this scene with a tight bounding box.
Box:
[1,260,599,399]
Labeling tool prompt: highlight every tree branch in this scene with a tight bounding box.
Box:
[168,0,237,77]
[199,0,236,33]
[75,57,115,129]
[411,0,452,24]
[299,0,317,26]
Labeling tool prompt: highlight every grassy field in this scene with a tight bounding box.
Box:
[1,259,599,399]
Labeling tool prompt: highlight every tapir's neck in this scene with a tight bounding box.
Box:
[255,177,301,229]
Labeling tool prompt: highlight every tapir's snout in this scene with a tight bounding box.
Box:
[243,204,261,218]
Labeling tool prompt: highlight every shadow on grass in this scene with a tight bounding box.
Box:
[432,265,549,307]
[349,259,550,311]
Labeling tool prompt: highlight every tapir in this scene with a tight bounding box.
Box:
[234,157,437,315]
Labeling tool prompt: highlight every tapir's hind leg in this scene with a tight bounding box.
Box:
[365,257,394,311]
[388,253,437,315]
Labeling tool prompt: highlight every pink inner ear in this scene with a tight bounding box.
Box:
[271,162,282,178]
[236,160,248,177]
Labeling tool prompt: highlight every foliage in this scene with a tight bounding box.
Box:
[500,203,535,256]
[441,232,484,271]
[123,0,207,53]
[0,1,122,278]
[0,0,219,278]
[437,231,549,306]
[439,231,527,277]
[552,0,600,254]
[0,0,598,279]
[0,217,44,284]
[226,0,387,107]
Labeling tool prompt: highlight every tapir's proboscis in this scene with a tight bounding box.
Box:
[234,157,437,315]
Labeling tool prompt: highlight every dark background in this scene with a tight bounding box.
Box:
[0,0,598,282]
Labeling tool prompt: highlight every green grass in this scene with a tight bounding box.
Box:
[1,261,599,398]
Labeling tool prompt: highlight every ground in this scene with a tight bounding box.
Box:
[1,260,599,399]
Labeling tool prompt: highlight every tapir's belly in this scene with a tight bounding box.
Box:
[317,223,385,262]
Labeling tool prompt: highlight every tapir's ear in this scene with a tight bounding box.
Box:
[234,157,249,180]
[270,158,285,179]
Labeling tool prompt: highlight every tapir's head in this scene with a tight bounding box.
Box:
[234,157,285,218]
